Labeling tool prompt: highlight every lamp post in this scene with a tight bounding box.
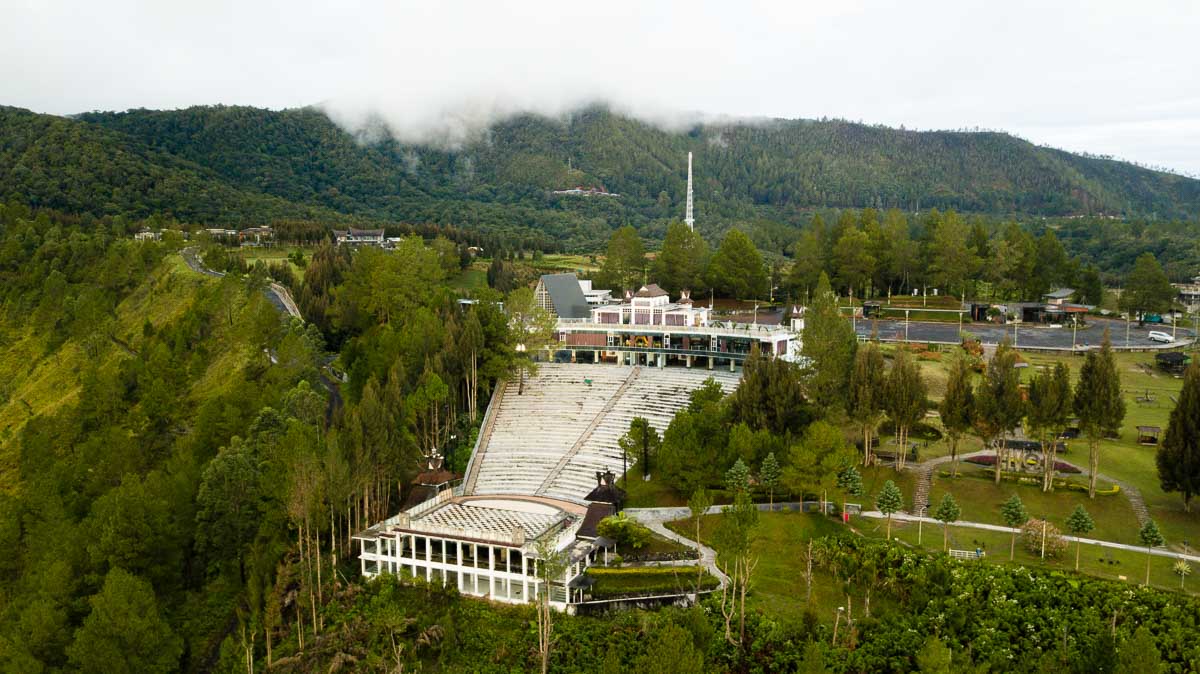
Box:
[917,503,929,547]
[515,343,527,395]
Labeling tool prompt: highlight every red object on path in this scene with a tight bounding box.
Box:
[842,512,850,523]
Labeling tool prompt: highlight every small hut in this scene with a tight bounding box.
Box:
[1136,426,1161,446]
[1155,351,1191,375]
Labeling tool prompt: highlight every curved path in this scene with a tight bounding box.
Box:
[626,506,730,588]
[905,448,1150,527]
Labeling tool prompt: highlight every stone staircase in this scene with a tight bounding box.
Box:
[534,367,641,496]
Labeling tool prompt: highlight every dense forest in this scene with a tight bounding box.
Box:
[2,104,1198,255]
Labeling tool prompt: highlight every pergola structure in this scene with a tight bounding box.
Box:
[1137,426,1162,446]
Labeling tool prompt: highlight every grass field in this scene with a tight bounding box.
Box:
[238,245,310,280]
[668,508,1196,627]
[666,512,851,624]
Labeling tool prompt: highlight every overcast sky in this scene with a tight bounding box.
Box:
[3,0,1199,174]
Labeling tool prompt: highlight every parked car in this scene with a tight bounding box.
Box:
[1148,331,1172,343]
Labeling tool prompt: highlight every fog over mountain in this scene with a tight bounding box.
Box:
[3,1,1199,173]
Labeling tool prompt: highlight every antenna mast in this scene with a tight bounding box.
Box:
[684,151,695,231]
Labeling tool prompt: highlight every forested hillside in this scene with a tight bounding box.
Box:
[1,104,1196,253]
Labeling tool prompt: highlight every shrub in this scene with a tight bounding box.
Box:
[1022,518,1068,558]
[597,513,652,550]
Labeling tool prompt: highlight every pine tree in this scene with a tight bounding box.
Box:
[875,480,903,539]
[1158,362,1200,512]
[705,229,768,299]
[1138,519,1165,586]
[1065,504,1095,571]
[1075,330,1125,497]
[850,341,887,466]
[884,349,926,471]
[975,340,1025,485]
[1000,494,1028,561]
[599,225,646,293]
[725,458,751,495]
[1116,626,1164,674]
[1026,362,1073,492]
[1123,252,1175,326]
[759,452,782,507]
[652,221,709,295]
[939,354,974,477]
[933,493,961,551]
[837,465,864,516]
[802,272,857,413]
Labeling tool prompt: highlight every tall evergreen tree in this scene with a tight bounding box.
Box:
[884,349,927,471]
[652,221,708,295]
[1123,252,1176,326]
[759,452,782,507]
[850,340,887,466]
[801,273,857,413]
[599,225,646,293]
[939,354,974,477]
[974,340,1024,485]
[67,568,182,674]
[1158,362,1200,511]
[1075,330,1125,497]
[1026,362,1073,492]
[705,229,768,299]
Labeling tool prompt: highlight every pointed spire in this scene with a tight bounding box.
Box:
[685,151,695,231]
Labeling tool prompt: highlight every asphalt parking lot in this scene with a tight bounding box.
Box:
[852,316,1195,349]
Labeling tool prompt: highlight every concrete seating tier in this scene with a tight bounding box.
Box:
[469,363,740,504]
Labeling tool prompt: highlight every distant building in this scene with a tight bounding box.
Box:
[577,279,613,306]
[1173,276,1200,313]
[1042,288,1076,305]
[333,228,386,247]
[547,274,799,369]
[551,186,620,198]
[238,226,273,246]
[134,228,161,242]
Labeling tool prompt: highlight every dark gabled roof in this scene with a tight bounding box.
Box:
[584,481,626,506]
[576,502,616,539]
[634,284,669,298]
[539,273,591,319]
[401,484,440,511]
[348,228,385,237]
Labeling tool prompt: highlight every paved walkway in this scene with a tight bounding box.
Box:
[629,503,1200,567]
[859,510,1199,563]
[626,507,729,587]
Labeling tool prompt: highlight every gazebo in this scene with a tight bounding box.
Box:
[1136,426,1161,446]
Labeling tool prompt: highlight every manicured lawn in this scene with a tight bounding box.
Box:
[238,245,311,280]
[667,511,854,625]
[618,530,695,560]
[878,519,1196,595]
[928,465,1139,544]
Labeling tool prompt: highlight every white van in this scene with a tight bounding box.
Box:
[1148,331,1172,343]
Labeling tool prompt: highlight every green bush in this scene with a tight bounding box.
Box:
[597,513,652,550]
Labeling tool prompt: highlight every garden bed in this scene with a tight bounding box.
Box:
[585,566,718,600]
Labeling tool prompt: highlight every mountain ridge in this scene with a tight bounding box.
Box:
[1,103,1196,250]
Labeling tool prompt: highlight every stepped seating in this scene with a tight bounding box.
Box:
[468,363,740,503]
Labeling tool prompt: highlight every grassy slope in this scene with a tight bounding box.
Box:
[0,253,215,493]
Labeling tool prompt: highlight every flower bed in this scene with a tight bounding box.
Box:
[965,454,1081,474]
[941,467,1119,496]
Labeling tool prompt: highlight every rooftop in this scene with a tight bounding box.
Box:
[634,284,669,298]
[416,500,565,541]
